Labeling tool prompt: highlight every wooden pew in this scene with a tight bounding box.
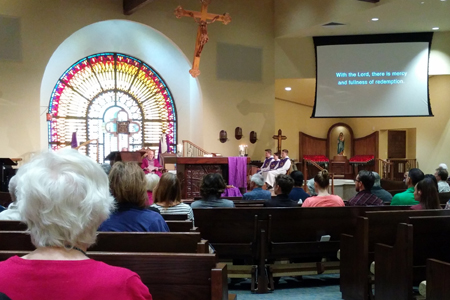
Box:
[340,209,450,300]
[426,258,450,300]
[233,200,265,207]
[438,191,450,204]
[161,214,189,221]
[0,220,199,233]
[193,207,264,293]
[375,216,450,300]
[265,207,362,288]
[165,220,197,232]
[0,250,235,300]
[194,206,411,293]
[0,231,209,253]
[0,220,26,231]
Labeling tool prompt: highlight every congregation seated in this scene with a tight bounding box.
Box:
[435,167,450,193]
[0,150,152,300]
[411,177,441,210]
[0,176,20,221]
[151,173,194,221]
[302,170,345,207]
[145,173,160,205]
[347,171,383,206]
[288,170,310,204]
[242,173,271,200]
[263,149,291,189]
[98,162,168,232]
[391,168,424,206]
[264,174,297,207]
[190,173,235,208]
[370,172,392,204]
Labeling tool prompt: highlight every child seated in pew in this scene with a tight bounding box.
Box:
[411,177,441,210]
[0,150,153,300]
[302,170,345,207]
[151,173,195,221]
[98,162,169,232]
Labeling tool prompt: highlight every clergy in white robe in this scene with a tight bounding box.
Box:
[258,149,274,174]
[263,150,291,188]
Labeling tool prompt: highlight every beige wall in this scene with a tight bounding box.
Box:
[275,75,450,175]
[0,0,275,162]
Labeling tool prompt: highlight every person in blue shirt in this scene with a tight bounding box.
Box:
[288,171,310,204]
[99,162,169,232]
[243,174,272,200]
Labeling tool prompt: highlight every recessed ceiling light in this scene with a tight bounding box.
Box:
[371,18,379,21]
[432,27,440,30]
[440,0,446,2]
[421,1,424,4]
[285,87,292,91]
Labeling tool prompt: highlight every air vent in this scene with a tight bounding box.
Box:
[322,22,346,27]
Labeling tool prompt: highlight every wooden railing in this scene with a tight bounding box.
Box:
[303,159,334,195]
[377,158,394,180]
[388,158,417,181]
[182,140,211,157]
[76,139,99,163]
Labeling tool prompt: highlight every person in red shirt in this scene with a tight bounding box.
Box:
[0,149,152,300]
[302,170,345,207]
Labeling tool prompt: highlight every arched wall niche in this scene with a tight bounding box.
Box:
[40,19,202,151]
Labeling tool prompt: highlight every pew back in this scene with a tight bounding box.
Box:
[0,231,208,253]
[0,251,230,300]
[0,221,26,231]
[426,258,450,300]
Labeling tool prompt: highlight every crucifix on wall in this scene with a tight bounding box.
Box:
[174,0,231,78]
[273,129,287,154]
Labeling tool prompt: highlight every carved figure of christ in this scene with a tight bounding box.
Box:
[174,0,231,77]
[273,129,287,154]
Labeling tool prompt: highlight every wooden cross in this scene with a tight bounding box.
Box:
[174,0,231,78]
[273,129,287,154]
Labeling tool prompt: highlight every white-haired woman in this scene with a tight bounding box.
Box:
[0,150,152,300]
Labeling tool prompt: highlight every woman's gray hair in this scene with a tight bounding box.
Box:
[8,175,18,203]
[15,149,114,249]
[145,173,160,191]
[251,174,265,187]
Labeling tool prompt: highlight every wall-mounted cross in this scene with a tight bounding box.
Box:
[273,129,287,154]
[175,0,231,77]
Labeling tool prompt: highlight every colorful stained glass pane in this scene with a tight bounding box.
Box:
[48,53,177,162]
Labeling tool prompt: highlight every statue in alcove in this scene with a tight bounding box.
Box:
[337,132,345,155]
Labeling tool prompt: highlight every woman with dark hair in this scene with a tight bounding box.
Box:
[99,161,169,232]
[411,177,441,210]
[190,173,235,208]
[151,173,194,221]
[301,170,345,207]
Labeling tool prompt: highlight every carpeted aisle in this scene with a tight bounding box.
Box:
[229,274,342,300]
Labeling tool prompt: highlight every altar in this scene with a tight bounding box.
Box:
[177,157,251,199]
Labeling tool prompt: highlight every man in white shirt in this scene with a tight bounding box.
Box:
[435,167,450,193]
[263,149,292,189]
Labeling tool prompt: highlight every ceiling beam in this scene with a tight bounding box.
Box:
[358,0,380,3]
[123,0,152,15]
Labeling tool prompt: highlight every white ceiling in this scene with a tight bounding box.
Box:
[274,0,450,106]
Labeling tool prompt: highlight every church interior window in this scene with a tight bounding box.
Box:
[48,53,177,162]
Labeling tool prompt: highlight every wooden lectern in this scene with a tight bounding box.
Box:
[177,157,251,199]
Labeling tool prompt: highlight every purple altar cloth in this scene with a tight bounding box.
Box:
[221,187,242,198]
[228,156,247,193]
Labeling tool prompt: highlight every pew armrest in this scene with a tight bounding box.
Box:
[211,262,229,300]
[197,239,210,253]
